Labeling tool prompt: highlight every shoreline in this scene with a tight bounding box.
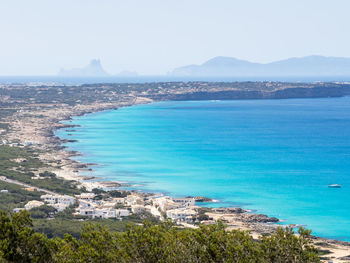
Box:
[52,99,154,191]
[3,93,350,261]
[53,104,346,224]
[54,102,350,261]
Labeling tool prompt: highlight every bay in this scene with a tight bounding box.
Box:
[56,97,350,241]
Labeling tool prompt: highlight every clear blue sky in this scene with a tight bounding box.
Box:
[0,0,349,75]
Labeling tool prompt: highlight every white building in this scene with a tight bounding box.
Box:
[116,209,130,217]
[100,201,116,209]
[78,207,130,219]
[75,193,95,201]
[113,197,126,204]
[40,194,76,211]
[131,204,148,214]
[79,208,95,217]
[166,208,197,222]
[24,200,44,210]
[152,197,168,211]
[40,194,56,204]
[41,194,75,205]
[94,208,115,219]
[13,208,25,213]
[172,197,195,207]
[50,203,69,212]
[152,196,180,211]
[78,200,95,209]
[149,206,162,220]
[56,195,76,206]
[126,195,144,206]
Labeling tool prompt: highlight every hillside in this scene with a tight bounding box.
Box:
[59,59,109,77]
[170,56,350,77]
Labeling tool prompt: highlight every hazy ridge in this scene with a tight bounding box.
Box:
[170,55,350,77]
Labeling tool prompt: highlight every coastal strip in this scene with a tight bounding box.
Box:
[1,82,350,262]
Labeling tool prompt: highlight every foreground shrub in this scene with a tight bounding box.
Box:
[0,210,320,263]
[0,210,53,263]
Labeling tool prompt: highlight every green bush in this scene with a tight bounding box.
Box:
[0,210,53,263]
[0,181,43,211]
[30,205,57,219]
[0,210,320,263]
[108,190,129,198]
[0,145,85,196]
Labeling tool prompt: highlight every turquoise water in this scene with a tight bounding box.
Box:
[56,97,350,241]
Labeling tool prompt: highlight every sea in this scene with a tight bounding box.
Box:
[1,75,350,85]
[56,97,350,241]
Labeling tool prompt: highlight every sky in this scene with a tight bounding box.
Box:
[0,0,349,76]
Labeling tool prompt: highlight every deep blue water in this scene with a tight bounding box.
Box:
[56,97,350,241]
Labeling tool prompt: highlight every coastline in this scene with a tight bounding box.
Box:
[55,101,350,261]
[47,98,155,191]
[3,92,350,261]
[54,102,350,262]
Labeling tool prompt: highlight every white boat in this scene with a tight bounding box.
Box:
[328,184,341,188]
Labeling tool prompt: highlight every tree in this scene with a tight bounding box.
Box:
[39,171,56,178]
[53,224,119,263]
[91,188,105,195]
[0,209,320,263]
[0,210,54,262]
[261,226,320,263]
[30,205,57,219]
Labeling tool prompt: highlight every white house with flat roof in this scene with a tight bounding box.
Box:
[172,197,195,207]
[166,208,197,222]
[78,208,95,217]
[126,195,143,206]
[40,194,75,211]
[56,195,76,206]
[24,200,44,210]
[50,203,69,212]
[113,197,126,204]
[131,204,148,214]
[116,209,130,217]
[152,196,182,211]
[78,200,95,209]
[78,207,130,219]
[75,193,95,201]
[13,208,25,213]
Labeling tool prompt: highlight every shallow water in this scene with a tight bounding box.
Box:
[57,97,350,241]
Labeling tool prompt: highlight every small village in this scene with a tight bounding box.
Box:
[12,188,210,225]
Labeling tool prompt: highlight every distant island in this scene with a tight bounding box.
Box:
[58,59,139,78]
[59,59,109,77]
[57,55,350,80]
[170,55,350,77]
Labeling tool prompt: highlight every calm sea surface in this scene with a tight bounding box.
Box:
[56,97,350,241]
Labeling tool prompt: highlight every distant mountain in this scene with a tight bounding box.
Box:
[59,59,109,77]
[170,56,350,77]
